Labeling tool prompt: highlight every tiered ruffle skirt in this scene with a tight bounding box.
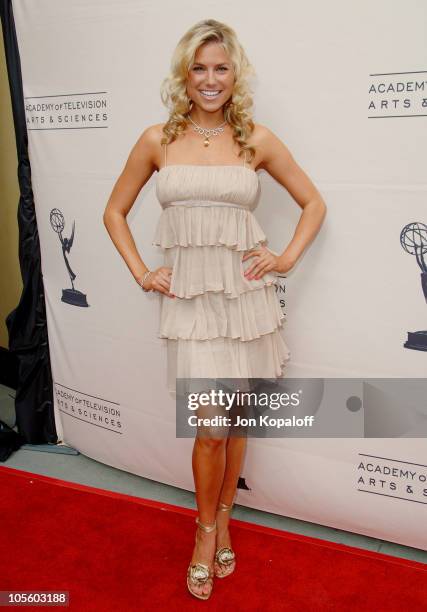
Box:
[152,204,291,395]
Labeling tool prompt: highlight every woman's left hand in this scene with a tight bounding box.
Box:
[242,246,295,279]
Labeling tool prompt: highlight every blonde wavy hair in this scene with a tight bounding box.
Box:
[160,19,257,162]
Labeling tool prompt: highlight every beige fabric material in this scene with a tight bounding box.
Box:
[153,160,290,395]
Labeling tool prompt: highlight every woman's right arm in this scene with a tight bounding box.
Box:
[103,125,175,298]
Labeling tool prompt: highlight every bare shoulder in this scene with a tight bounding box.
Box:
[129,123,165,170]
[249,123,292,171]
[247,124,322,211]
[250,122,283,145]
[147,122,167,141]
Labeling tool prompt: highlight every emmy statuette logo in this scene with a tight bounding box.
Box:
[50,208,88,307]
[400,221,427,351]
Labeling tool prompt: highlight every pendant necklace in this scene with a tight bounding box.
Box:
[187,115,227,147]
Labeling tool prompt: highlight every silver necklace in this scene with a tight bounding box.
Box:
[187,115,227,147]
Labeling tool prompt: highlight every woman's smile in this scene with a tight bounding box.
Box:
[199,89,222,100]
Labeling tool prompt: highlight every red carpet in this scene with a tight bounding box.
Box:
[0,465,425,611]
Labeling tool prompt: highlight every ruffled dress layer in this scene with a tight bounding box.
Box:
[153,164,290,395]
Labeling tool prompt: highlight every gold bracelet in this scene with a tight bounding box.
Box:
[138,271,152,292]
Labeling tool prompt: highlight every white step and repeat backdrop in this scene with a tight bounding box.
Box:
[12,0,426,550]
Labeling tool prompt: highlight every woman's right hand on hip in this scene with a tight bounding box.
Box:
[143,266,176,298]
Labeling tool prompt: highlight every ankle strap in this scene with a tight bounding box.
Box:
[217,501,234,512]
[195,516,217,533]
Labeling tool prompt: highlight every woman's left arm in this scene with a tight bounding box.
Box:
[243,125,327,278]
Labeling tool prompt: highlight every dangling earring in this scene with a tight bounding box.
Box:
[184,96,192,117]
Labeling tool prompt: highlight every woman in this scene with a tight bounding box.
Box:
[103,18,326,601]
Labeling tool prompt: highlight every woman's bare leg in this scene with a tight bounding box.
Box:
[189,388,247,593]
[218,436,247,504]
[193,437,227,523]
[214,436,247,575]
[190,435,227,596]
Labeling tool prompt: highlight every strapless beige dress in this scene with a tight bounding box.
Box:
[153,161,290,395]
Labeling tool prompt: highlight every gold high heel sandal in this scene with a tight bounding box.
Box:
[187,517,217,601]
[214,501,236,578]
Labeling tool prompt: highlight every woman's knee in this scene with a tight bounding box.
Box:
[195,435,227,450]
